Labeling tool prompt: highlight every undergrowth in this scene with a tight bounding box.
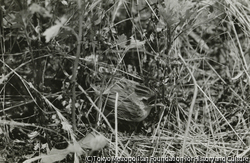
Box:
[1,0,250,162]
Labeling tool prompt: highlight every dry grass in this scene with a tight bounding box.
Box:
[98,0,250,158]
[1,0,250,161]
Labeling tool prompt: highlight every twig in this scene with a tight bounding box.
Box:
[71,0,84,131]
[178,53,198,157]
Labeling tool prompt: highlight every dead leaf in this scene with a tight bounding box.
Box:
[116,34,128,48]
[23,142,82,163]
[42,16,67,42]
[29,3,52,18]
[127,36,145,49]
[78,132,107,153]
[41,148,69,163]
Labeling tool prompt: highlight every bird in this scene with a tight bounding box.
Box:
[91,77,156,122]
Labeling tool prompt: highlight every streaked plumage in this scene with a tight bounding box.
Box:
[92,78,155,122]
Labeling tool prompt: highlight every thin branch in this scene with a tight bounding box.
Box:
[178,52,198,157]
[71,0,84,131]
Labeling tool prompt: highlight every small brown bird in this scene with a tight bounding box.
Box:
[92,77,155,122]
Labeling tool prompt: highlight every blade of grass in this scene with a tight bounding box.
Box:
[178,52,198,157]
[115,92,119,157]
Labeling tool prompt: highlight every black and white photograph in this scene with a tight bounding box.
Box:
[0,0,250,162]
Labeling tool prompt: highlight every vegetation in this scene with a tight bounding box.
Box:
[1,0,250,162]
